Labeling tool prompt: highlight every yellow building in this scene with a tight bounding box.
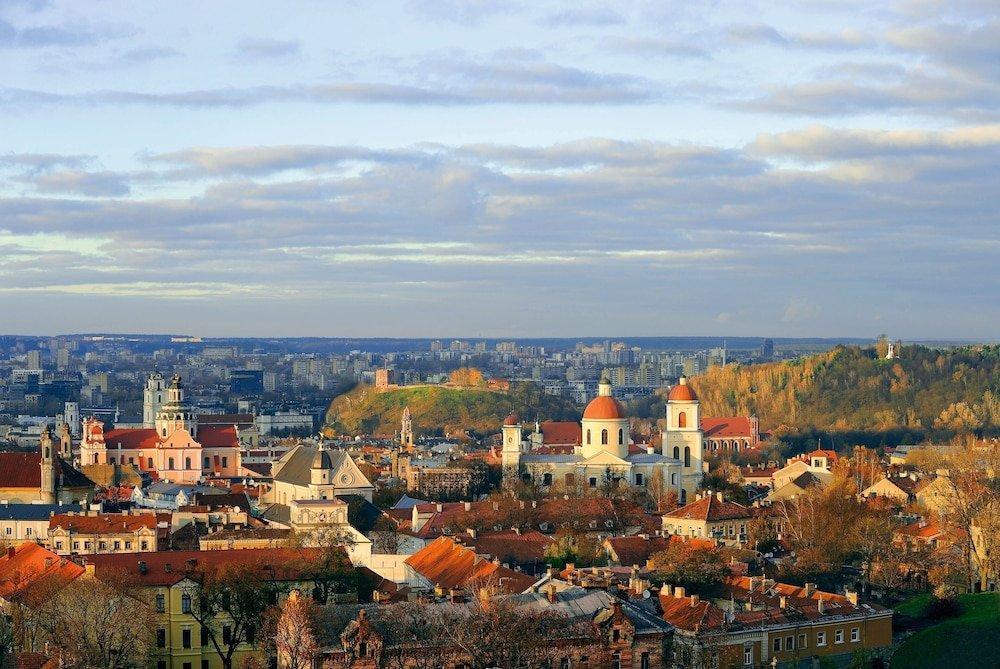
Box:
[86,548,329,669]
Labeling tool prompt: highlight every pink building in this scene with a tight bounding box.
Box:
[80,375,241,483]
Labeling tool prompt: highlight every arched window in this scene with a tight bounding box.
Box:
[93,453,99,464]
[684,446,691,468]
[618,428,624,445]
[601,429,609,445]
[673,446,680,460]
[543,472,553,486]
[586,429,591,445]
[181,593,191,613]
[678,411,687,428]
[680,488,687,504]
[185,457,192,470]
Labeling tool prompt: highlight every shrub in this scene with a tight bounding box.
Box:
[923,596,962,621]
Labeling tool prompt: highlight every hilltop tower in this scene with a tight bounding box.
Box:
[501,412,524,482]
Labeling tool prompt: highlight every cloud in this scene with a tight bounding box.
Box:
[781,297,819,323]
[234,37,301,60]
[25,170,131,196]
[540,6,625,27]
[0,152,94,171]
[0,17,128,48]
[407,0,521,25]
[602,36,710,59]
[727,23,875,50]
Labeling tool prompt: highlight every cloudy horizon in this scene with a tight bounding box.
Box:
[1,0,997,339]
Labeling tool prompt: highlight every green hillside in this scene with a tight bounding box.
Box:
[892,593,1000,668]
[689,344,1000,435]
[324,381,580,437]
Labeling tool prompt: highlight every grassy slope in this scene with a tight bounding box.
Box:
[891,593,1000,668]
[689,344,1000,433]
[324,382,579,436]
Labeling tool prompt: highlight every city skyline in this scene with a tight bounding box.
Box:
[2,0,998,338]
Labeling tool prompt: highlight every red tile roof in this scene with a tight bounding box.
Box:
[663,495,753,522]
[461,530,553,565]
[198,425,239,448]
[701,417,753,439]
[539,421,581,445]
[583,396,626,420]
[85,547,329,586]
[0,543,84,603]
[49,513,167,534]
[404,536,535,594]
[606,534,715,566]
[0,453,91,490]
[103,428,159,450]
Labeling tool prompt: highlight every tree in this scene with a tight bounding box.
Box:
[543,533,606,568]
[36,576,155,669]
[649,543,728,594]
[274,590,318,669]
[184,561,282,669]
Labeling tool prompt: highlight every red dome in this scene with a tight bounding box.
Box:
[668,377,698,402]
[583,395,627,420]
[503,412,520,426]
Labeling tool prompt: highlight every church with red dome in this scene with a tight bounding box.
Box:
[501,376,704,503]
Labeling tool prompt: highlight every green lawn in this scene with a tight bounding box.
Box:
[892,593,1000,668]
[892,593,932,617]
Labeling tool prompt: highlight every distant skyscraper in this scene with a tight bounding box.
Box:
[760,338,774,361]
[26,350,41,370]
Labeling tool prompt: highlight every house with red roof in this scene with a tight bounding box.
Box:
[0,542,84,607]
[79,375,241,483]
[662,492,754,546]
[701,415,761,454]
[661,576,893,668]
[403,535,537,595]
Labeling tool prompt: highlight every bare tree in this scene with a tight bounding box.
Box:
[274,590,318,669]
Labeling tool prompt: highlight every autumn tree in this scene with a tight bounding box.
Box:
[449,367,486,388]
[184,561,283,669]
[274,590,318,669]
[649,543,728,594]
[36,576,155,669]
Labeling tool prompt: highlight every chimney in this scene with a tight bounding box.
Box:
[674,586,686,599]
[547,583,557,603]
[466,528,476,539]
[716,491,724,502]
[646,445,654,455]
[512,526,521,535]
[661,584,673,597]
[779,596,787,609]
[846,590,859,606]
[463,502,471,511]
[645,559,655,571]
[565,562,575,573]
[436,503,443,512]
[804,582,816,597]
[690,594,699,607]
[531,500,537,508]
[817,598,825,614]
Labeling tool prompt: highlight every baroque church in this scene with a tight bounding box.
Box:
[501,376,704,504]
[79,374,242,483]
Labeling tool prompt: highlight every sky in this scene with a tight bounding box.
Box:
[0,0,997,339]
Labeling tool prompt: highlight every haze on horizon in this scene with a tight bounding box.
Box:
[0,0,997,340]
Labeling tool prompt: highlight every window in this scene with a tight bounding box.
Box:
[221,457,228,468]
[141,540,149,551]
[156,628,166,648]
[201,626,209,647]
[635,473,644,485]
[678,411,687,428]
[359,642,368,657]
[744,648,753,666]
[786,636,794,650]
[817,631,826,646]
[98,541,107,551]
[618,428,624,444]
[589,477,598,488]
[586,430,591,445]
[157,662,167,669]
[185,457,192,470]
[673,446,679,459]
[183,664,191,669]
[155,594,165,612]
[222,625,232,645]
[601,429,608,445]
[168,457,175,470]
[202,661,209,669]
[114,541,121,550]
[684,446,691,467]
[851,627,860,642]
[182,629,192,649]
[125,541,131,550]
[54,541,62,550]
[835,629,844,644]
[671,473,677,485]
[204,456,210,468]
[542,472,552,486]
[611,652,621,669]
[640,652,650,669]
[181,593,192,613]
[560,659,570,669]
[73,541,79,550]
[798,634,807,649]
[773,638,782,652]
[147,457,154,468]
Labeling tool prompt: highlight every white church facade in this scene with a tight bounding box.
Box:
[501,376,705,504]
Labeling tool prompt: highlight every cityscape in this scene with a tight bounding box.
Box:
[2,1,999,669]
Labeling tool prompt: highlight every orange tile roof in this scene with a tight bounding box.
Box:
[606,534,715,566]
[85,547,330,586]
[539,421,581,445]
[0,543,84,603]
[701,417,754,439]
[103,428,159,450]
[198,425,239,448]
[663,495,753,522]
[583,396,626,420]
[49,513,166,534]
[404,536,535,593]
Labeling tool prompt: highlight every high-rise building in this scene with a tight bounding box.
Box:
[26,350,42,370]
[760,338,775,361]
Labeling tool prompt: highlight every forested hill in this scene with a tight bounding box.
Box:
[689,344,1000,434]
[324,381,580,438]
